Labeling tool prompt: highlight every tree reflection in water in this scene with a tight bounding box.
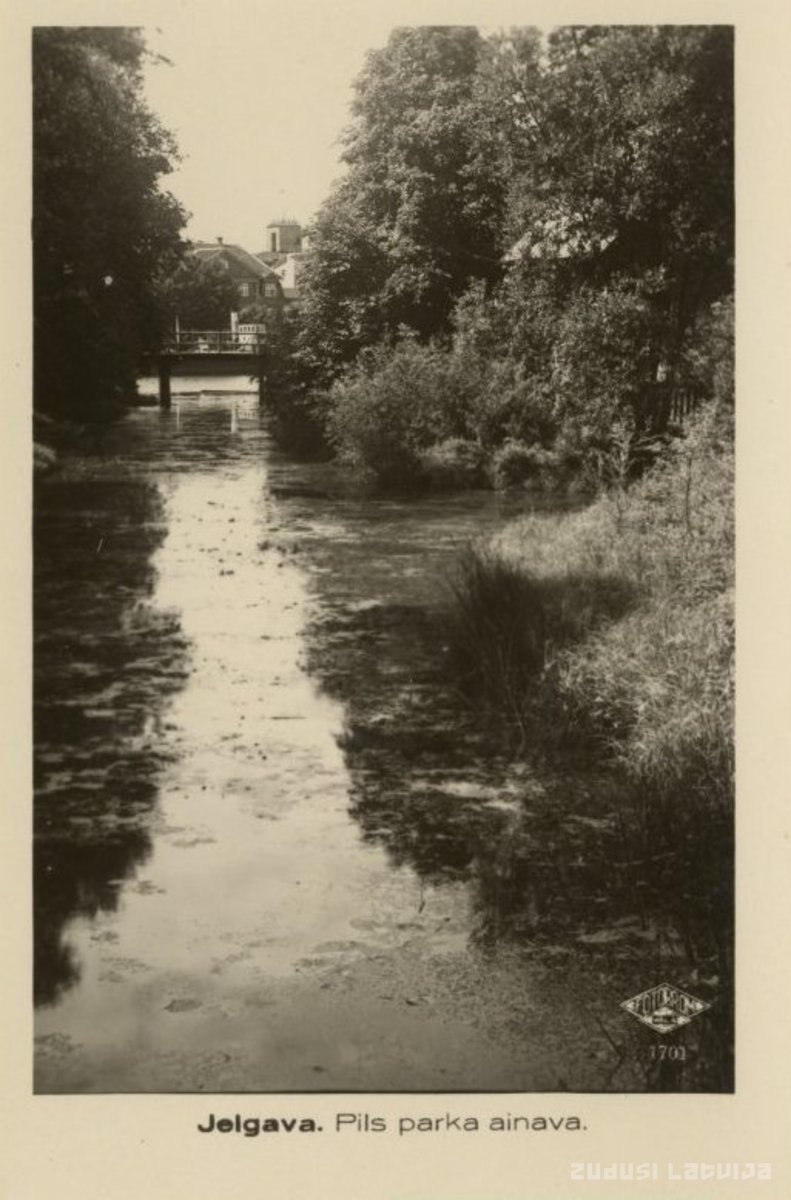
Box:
[303,593,733,1091]
[34,477,191,1006]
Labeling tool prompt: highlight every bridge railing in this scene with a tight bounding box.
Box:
[165,330,265,354]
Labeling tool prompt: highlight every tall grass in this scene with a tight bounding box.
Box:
[449,407,734,815]
[448,407,734,982]
[448,549,637,745]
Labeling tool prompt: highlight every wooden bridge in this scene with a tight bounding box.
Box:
[165,329,266,356]
[154,329,267,406]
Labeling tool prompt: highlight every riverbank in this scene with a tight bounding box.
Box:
[33,395,734,1091]
[449,407,734,989]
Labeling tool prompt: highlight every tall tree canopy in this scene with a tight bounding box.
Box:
[487,26,733,387]
[33,27,186,420]
[298,26,506,380]
[300,25,733,476]
[157,256,240,331]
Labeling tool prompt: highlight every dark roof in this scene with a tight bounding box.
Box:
[191,242,280,279]
[254,250,285,268]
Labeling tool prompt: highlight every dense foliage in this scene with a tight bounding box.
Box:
[297,27,505,383]
[33,27,186,420]
[286,25,733,486]
[157,256,239,332]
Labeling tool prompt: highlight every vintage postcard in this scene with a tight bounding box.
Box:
[2,0,790,1196]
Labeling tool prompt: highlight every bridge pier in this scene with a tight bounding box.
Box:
[158,357,172,409]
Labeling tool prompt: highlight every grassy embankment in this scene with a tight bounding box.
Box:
[450,406,734,946]
[452,408,733,807]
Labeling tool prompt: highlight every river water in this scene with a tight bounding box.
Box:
[33,389,730,1093]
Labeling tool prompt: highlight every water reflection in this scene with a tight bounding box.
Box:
[302,596,622,912]
[288,505,732,1090]
[34,477,191,1005]
[34,396,731,1092]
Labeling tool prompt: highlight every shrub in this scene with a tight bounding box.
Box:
[325,338,478,485]
[465,359,557,452]
[549,273,667,450]
[420,438,485,489]
[325,362,424,485]
[266,388,332,459]
[257,310,333,458]
[488,439,563,491]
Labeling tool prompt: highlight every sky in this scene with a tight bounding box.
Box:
[142,11,401,251]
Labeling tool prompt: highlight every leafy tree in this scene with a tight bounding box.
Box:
[255,309,329,457]
[157,256,239,330]
[295,179,392,382]
[33,27,186,420]
[291,26,734,476]
[298,26,505,379]
[326,337,478,484]
[548,272,670,453]
[490,27,733,392]
[457,25,734,455]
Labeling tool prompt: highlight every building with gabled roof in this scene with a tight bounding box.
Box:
[191,238,284,312]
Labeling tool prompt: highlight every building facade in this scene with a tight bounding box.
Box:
[256,220,306,313]
[192,239,284,315]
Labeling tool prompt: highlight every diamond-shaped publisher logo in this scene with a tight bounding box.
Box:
[621,982,710,1034]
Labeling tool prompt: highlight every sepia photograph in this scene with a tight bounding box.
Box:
[30,17,737,1099]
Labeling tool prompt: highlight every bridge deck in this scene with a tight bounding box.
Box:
[148,332,266,405]
[162,330,266,357]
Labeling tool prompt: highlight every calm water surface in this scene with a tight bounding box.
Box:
[34,390,729,1092]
